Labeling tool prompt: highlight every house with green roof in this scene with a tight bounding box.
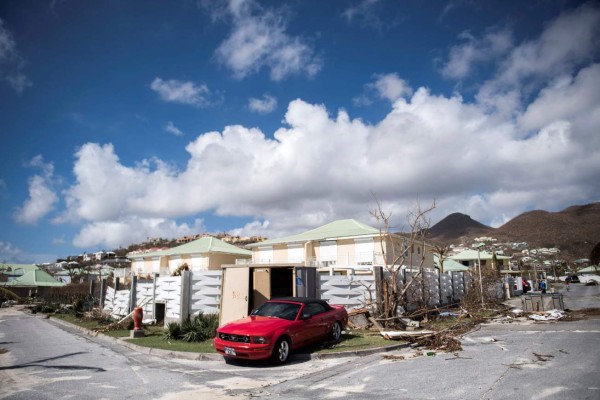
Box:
[433,255,470,273]
[0,268,65,297]
[128,236,252,276]
[449,249,512,270]
[0,263,39,283]
[245,219,435,274]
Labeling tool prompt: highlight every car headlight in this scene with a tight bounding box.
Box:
[252,336,269,344]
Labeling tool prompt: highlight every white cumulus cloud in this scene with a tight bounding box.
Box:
[248,94,277,114]
[150,78,214,107]
[475,3,600,114]
[371,73,413,102]
[214,0,321,81]
[73,217,206,249]
[14,156,58,224]
[442,29,513,80]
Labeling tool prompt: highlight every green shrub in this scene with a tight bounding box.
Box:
[181,318,202,342]
[165,313,218,342]
[163,322,181,341]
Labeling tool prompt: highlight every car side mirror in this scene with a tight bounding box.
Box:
[300,312,312,320]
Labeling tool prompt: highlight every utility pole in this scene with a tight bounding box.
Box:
[477,243,484,307]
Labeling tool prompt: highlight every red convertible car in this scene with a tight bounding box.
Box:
[214,297,348,364]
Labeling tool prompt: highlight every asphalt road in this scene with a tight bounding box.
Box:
[1,284,599,399]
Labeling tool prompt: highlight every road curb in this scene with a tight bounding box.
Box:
[305,342,411,360]
[44,314,409,362]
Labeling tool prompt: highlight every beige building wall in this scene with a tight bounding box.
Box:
[247,235,435,270]
[208,253,250,270]
[336,239,356,266]
[168,255,185,272]
[130,258,144,274]
[305,242,314,264]
[272,244,288,263]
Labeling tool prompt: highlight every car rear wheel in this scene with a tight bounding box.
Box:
[332,321,342,341]
[272,337,290,364]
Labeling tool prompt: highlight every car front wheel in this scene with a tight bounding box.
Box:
[272,338,290,364]
[332,321,342,341]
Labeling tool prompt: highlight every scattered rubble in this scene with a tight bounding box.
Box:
[347,308,370,329]
[528,309,565,321]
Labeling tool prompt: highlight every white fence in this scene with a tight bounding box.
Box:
[103,271,221,322]
[319,275,376,309]
[189,271,222,316]
[103,285,131,318]
[102,268,472,323]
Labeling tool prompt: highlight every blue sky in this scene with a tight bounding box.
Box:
[1,0,599,263]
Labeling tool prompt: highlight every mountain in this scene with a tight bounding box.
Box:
[427,213,492,241]
[427,203,600,259]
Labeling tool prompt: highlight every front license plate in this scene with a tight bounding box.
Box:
[224,347,236,356]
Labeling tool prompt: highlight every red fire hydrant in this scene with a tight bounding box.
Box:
[133,306,143,331]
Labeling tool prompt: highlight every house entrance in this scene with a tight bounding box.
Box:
[219,264,315,326]
[271,267,294,298]
[250,267,294,311]
[154,302,165,325]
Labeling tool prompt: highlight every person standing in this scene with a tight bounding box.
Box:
[540,279,547,294]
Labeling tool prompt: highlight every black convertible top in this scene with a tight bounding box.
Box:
[269,297,333,311]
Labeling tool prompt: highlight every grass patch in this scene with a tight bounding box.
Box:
[51,314,398,355]
[124,334,216,353]
[50,313,217,353]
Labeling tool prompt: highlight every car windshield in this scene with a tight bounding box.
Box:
[252,302,301,321]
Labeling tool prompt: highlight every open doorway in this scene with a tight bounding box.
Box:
[155,302,165,326]
[249,267,295,311]
[271,267,294,298]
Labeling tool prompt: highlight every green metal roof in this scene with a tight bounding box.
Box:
[164,236,251,256]
[449,249,511,261]
[1,269,65,287]
[247,219,381,248]
[434,255,470,272]
[0,263,39,274]
[128,236,251,259]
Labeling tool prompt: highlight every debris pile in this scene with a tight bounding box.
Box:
[528,309,565,321]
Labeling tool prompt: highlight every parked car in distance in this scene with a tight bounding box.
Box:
[578,274,600,285]
[214,297,348,364]
[559,275,580,283]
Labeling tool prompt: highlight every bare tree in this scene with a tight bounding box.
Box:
[370,198,436,327]
[432,244,450,274]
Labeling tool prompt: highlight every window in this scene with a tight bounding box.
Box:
[287,244,304,263]
[355,238,374,264]
[252,302,301,321]
[303,302,327,316]
[256,246,273,264]
[319,241,337,262]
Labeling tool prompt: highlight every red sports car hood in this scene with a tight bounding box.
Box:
[219,316,294,336]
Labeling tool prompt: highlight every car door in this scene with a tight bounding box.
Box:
[301,303,329,342]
